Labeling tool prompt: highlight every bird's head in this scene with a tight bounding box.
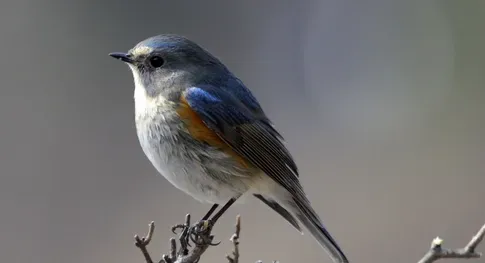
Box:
[109,34,227,99]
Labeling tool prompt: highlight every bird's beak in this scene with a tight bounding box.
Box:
[109,52,134,64]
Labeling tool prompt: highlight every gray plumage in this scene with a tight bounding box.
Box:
[109,34,349,263]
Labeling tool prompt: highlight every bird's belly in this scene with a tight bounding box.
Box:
[149,151,234,203]
[136,117,254,203]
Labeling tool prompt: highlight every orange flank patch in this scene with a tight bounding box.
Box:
[177,95,248,168]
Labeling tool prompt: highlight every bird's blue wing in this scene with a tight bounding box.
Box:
[184,86,350,263]
[182,85,302,195]
[224,78,264,114]
[224,77,284,139]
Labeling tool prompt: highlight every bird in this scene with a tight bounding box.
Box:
[109,34,348,263]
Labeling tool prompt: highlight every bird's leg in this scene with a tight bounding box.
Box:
[172,204,219,235]
[209,198,237,224]
[189,197,238,246]
[170,203,223,248]
[202,203,219,220]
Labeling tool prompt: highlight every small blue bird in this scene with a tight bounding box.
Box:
[109,34,348,263]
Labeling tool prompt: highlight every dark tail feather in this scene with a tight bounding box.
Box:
[292,196,349,263]
[254,194,302,233]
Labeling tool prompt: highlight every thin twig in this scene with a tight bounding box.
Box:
[170,238,177,260]
[418,223,485,263]
[134,221,155,263]
[226,215,241,263]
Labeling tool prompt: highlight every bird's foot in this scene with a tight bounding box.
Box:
[188,219,220,246]
[189,219,221,246]
[171,218,220,248]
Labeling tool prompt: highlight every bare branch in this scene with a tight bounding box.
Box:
[134,221,155,263]
[134,216,483,263]
[134,214,221,263]
[134,215,279,263]
[226,215,241,263]
[465,224,485,252]
[418,223,485,263]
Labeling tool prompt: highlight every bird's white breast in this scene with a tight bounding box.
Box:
[135,113,254,203]
[130,69,254,203]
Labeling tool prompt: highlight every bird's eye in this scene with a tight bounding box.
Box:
[149,56,164,68]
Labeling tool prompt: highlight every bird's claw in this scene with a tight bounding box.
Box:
[188,220,221,246]
[170,219,219,247]
[189,220,212,237]
[171,224,186,234]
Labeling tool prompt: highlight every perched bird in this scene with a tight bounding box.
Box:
[109,34,348,263]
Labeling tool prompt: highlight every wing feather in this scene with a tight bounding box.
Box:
[183,86,303,197]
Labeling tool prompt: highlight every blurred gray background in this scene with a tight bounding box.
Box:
[0,1,484,263]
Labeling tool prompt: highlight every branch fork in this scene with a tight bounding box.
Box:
[418,223,485,263]
[133,214,484,263]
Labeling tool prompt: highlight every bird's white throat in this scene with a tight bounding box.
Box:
[130,68,165,119]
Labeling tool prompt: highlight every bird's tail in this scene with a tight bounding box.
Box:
[290,195,349,263]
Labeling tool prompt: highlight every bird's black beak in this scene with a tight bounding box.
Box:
[109,52,134,64]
